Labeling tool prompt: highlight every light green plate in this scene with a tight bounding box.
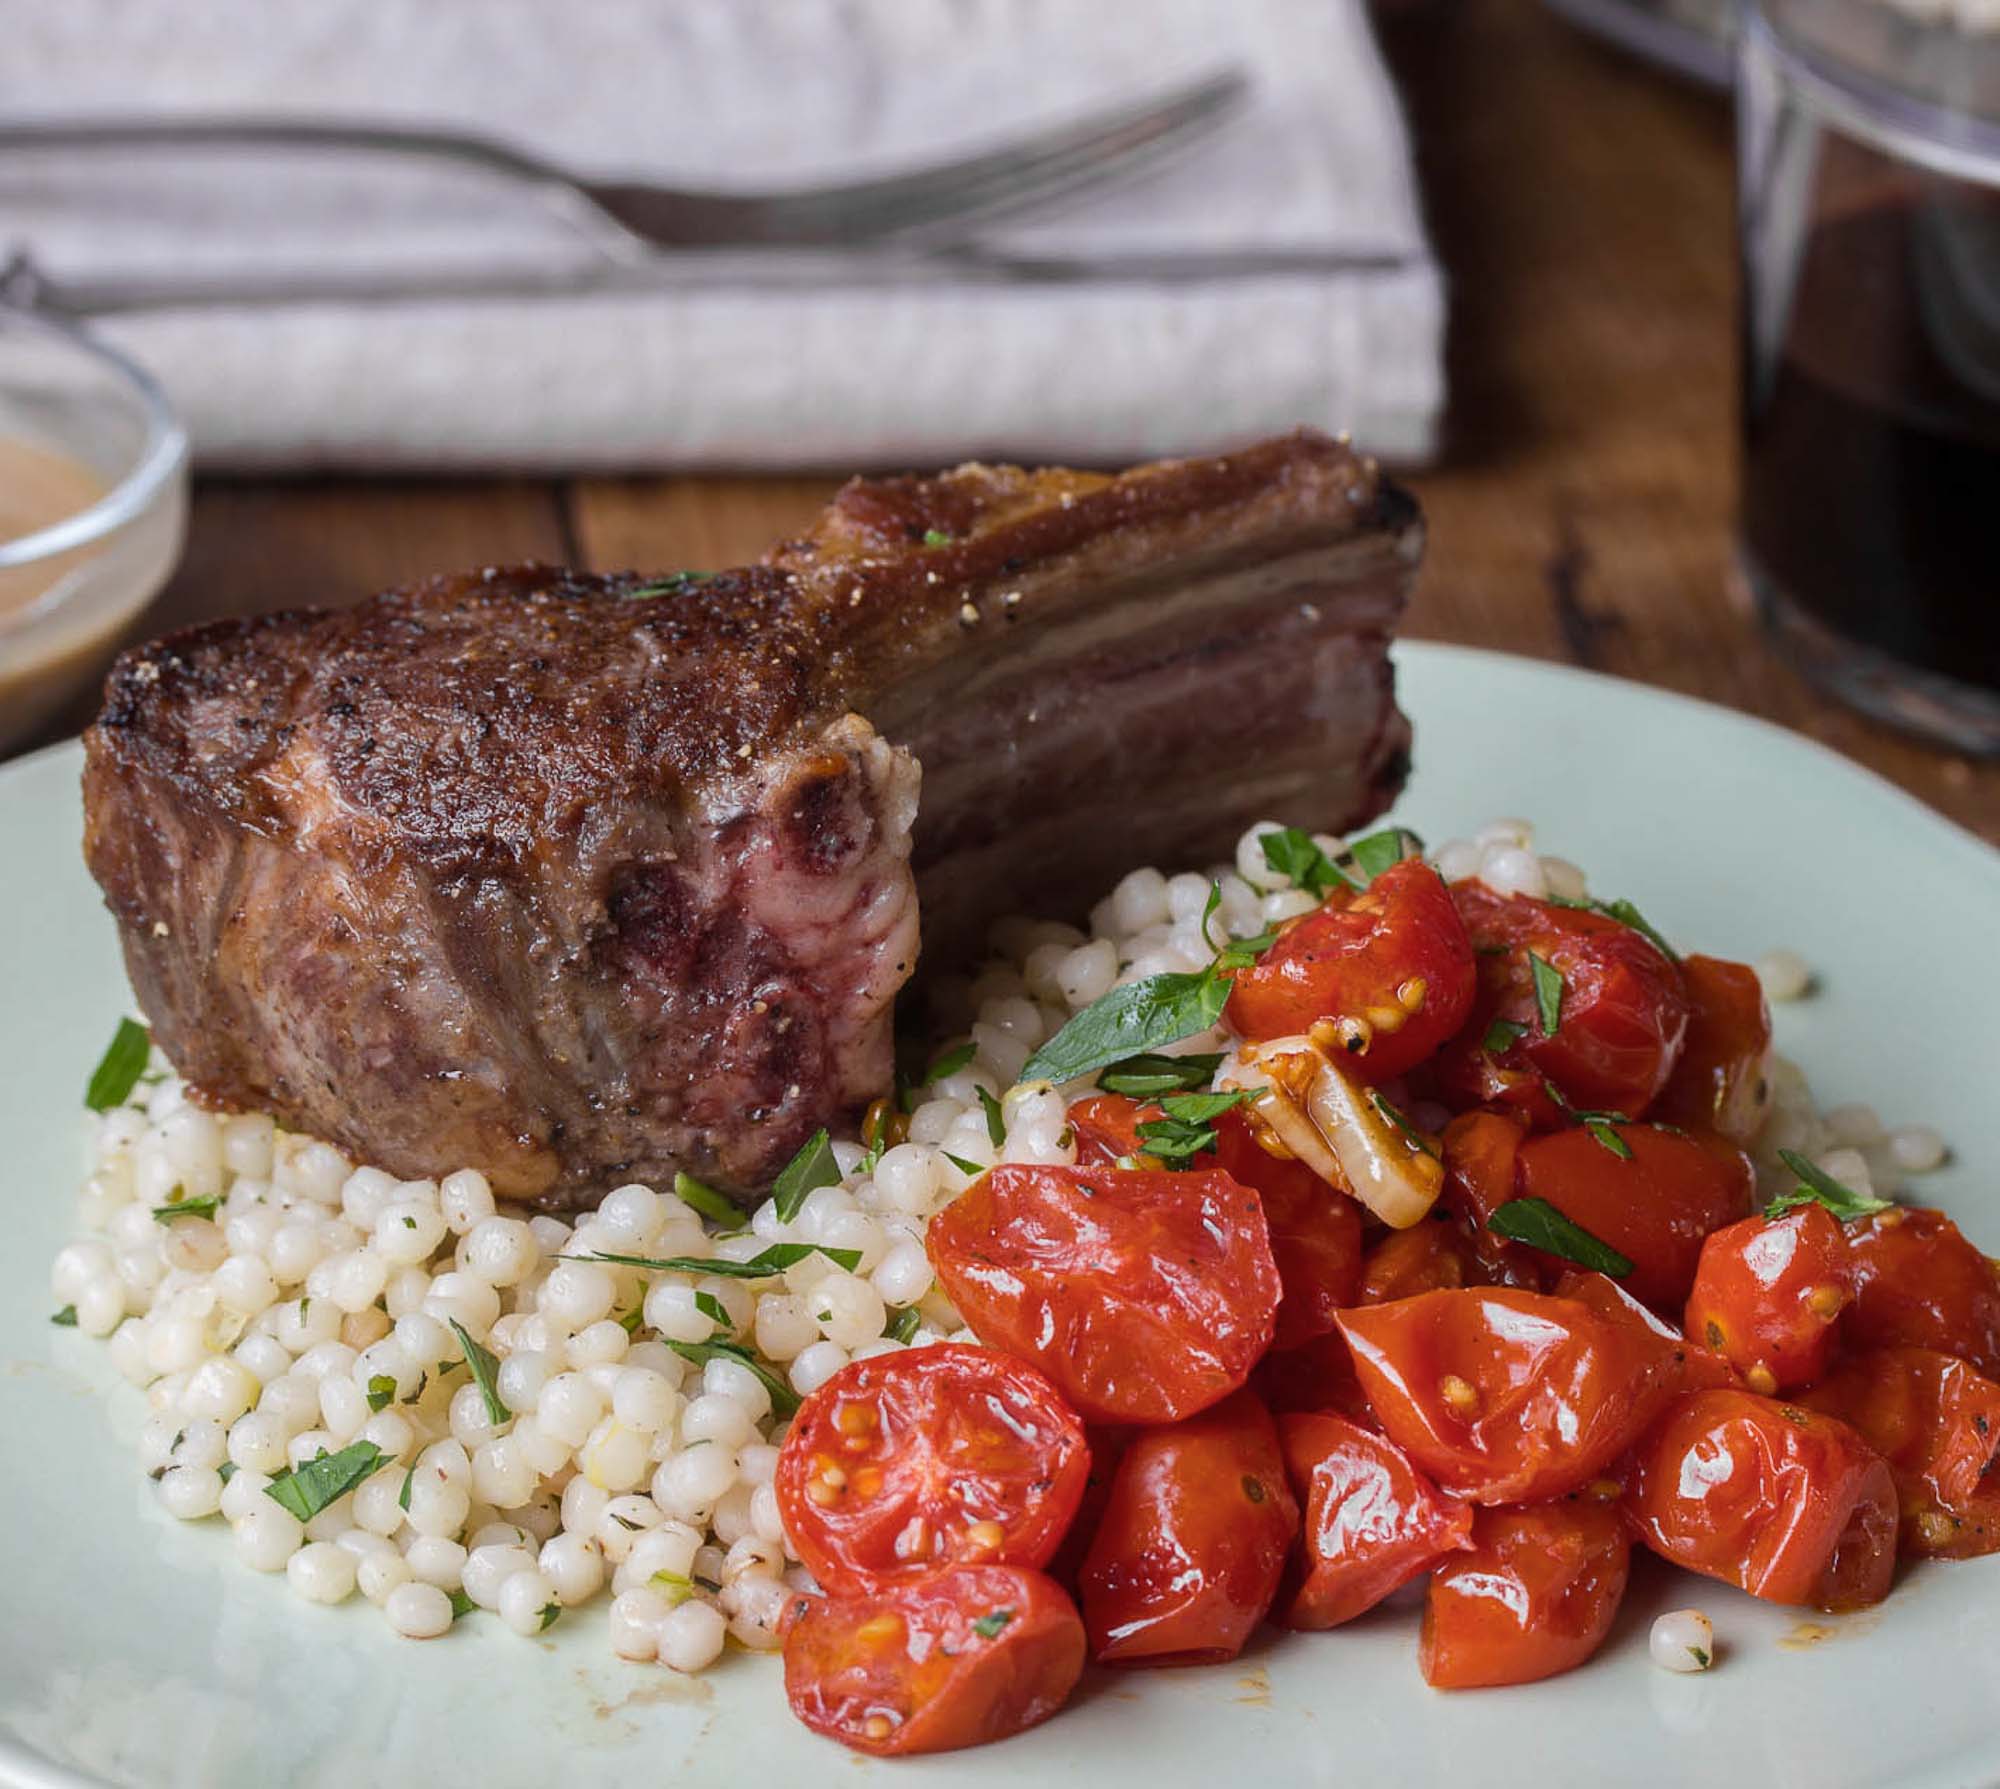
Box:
[5,642,1998,1789]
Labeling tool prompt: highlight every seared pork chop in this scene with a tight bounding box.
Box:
[82,431,1420,1206]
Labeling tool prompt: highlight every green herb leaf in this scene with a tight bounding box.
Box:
[772,1128,840,1224]
[1528,952,1564,1037]
[263,1440,388,1522]
[538,1602,561,1631]
[1688,1645,1711,1669]
[944,1152,986,1177]
[971,1607,1016,1640]
[1483,1017,1527,1055]
[449,1319,511,1426]
[617,1306,643,1334]
[365,1374,398,1413]
[670,1170,738,1225]
[884,1307,922,1344]
[1488,1198,1633,1277]
[1097,1051,1225,1098]
[664,1339,799,1418]
[922,528,954,548]
[622,570,712,600]
[1546,893,1680,964]
[85,1018,151,1112]
[1368,1090,1441,1159]
[51,1305,78,1327]
[399,1465,415,1511]
[923,1042,975,1085]
[977,1085,1006,1148]
[152,1195,220,1223]
[218,1461,236,1483]
[1585,1119,1634,1161]
[561,1242,861,1280]
[449,1588,476,1621]
[1133,1088,1255,1165]
[1259,827,1353,899]
[1214,926,1280,969]
[694,1290,731,1329]
[1765,1149,1895,1222]
[1022,968,1233,1085]
[1346,827,1424,885]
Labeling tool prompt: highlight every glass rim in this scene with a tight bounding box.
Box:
[0,302,188,573]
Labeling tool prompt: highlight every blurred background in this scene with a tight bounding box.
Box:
[2,0,1996,837]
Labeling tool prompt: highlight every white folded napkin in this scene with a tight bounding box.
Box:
[0,0,1443,471]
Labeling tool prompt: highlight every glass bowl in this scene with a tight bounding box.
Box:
[0,300,188,755]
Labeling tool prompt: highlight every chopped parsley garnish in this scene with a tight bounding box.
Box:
[85,1018,151,1112]
[1133,1088,1256,1166]
[539,1602,561,1631]
[617,1306,644,1334]
[1585,1119,1634,1160]
[399,1465,415,1511]
[1488,1198,1633,1277]
[1688,1645,1711,1669]
[670,1170,738,1225]
[694,1290,732,1329]
[561,1242,861,1279]
[923,1042,975,1085]
[1368,1090,1441,1158]
[884,1307,922,1344]
[1259,827,1353,899]
[1765,1149,1895,1222]
[1097,1051,1225,1098]
[944,1152,986,1178]
[449,1588,477,1621]
[1345,826,1425,886]
[449,1319,511,1426]
[218,1461,236,1483]
[152,1195,220,1223]
[50,1305,77,1327]
[977,1085,1006,1148]
[622,570,713,600]
[663,1338,799,1418]
[971,1607,1016,1639]
[771,1128,841,1223]
[1545,893,1680,963]
[365,1374,398,1413]
[1483,1017,1527,1055]
[922,528,954,548]
[1528,952,1564,1036]
[263,1440,389,1522]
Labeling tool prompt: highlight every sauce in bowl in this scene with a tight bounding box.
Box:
[0,435,110,627]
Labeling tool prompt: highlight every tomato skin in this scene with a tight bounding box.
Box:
[775,1344,1089,1596]
[1078,1390,1300,1666]
[1684,1208,1852,1392]
[1552,1268,1738,1391]
[1844,1208,2000,1378]
[1419,1500,1630,1689]
[1335,1288,1694,1504]
[1226,860,1478,1081]
[1437,883,1691,1123]
[1799,1347,2000,1555]
[926,1163,1280,1425]
[1651,955,1773,1144]
[1512,1123,1756,1311]
[1211,1108,1364,1347]
[1254,1329,1378,1423]
[781,1565,1085,1755]
[1622,1388,1899,1611]
[1359,1219,1485,1304]
[1436,1110,1547,1290]
[1276,1411,1474,1629]
[1067,1092,1155,1165]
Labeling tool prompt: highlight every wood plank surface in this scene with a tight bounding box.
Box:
[16,0,1998,841]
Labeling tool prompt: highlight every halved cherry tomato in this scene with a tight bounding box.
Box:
[1358,1218,1486,1304]
[1552,1268,1736,1391]
[1335,1288,1694,1503]
[1799,1347,2000,1555]
[1067,1092,1156,1165]
[1439,1111,1547,1289]
[1651,955,1772,1143]
[1277,1410,1473,1629]
[1512,1123,1755,1310]
[1845,1207,2000,1378]
[1684,1207,1851,1393]
[1435,884,1691,1123]
[782,1564,1085,1755]
[1419,1499,1630,1689]
[926,1163,1280,1425]
[1253,1329,1378,1423]
[1212,1107,1364,1347]
[1226,860,1477,1081]
[1622,1388,1899,1611]
[775,1344,1089,1596]
[1047,1424,1133,1592]
[1078,1390,1299,1666]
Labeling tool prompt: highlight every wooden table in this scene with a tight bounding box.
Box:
[27,0,2000,839]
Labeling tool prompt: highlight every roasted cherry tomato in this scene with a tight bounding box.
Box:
[1420,1499,1630,1689]
[1211,1107,1364,1347]
[1439,1111,1548,1289]
[1335,1288,1694,1503]
[1078,1390,1299,1666]
[1684,1207,1852,1392]
[1845,1207,2000,1378]
[782,1565,1085,1755]
[775,1343,1089,1596]
[1552,1268,1737,1391]
[1436,883,1691,1123]
[1622,1388,1899,1611]
[1066,1092,1155,1165]
[1800,1347,2000,1556]
[1512,1123,1755,1310]
[1047,1425,1134,1591]
[1226,860,1477,1081]
[1254,1329,1378,1423]
[1358,1218,1486,1304]
[926,1163,1280,1425]
[1651,955,1773,1143]
[1276,1410,1473,1629]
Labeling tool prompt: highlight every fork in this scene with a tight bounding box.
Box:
[0,69,1246,253]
